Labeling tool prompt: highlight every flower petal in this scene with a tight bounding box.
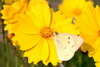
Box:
[41,38,49,62]
[28,1,50,27]
[43,3,51,27]
[95,62,100,67]
[13,30,41,50]
[28,3,45,28]
[24,38,49,64]
[24,38,43,64]
[4,22,19,34]
[88,37,100,61]
[43,38,61,66]
[19,13,40,34]
[1,2,22,19]
[95,5,100,30]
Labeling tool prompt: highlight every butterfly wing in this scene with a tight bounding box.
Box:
[63,33,84,52]
[54,33,83,61]
[71,35,83,52]
[54,34,75,61]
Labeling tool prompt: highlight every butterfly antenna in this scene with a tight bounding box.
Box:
[54,32,59,35]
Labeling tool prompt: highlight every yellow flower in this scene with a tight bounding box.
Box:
[95,63,100,67]
[59,0,93,18]
[3,0,19,4]
[1,0,28,34]
[75,4,100,66]
[12,0,79,65]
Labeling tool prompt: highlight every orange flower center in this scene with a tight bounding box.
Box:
[73,8,82,16]
[98,31,100,36]
[40,27,54,38]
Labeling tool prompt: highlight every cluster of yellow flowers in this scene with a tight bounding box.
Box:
[1,0,100,66]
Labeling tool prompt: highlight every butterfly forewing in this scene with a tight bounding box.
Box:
[54,33,83,61]
[54,35,75,61]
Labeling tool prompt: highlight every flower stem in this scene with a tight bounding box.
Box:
[1,18,10,67]
[6,36,28,67]
[5,41,10,67]
[1,41,5,67]
[1,0,5,67]
[15,56,19,67]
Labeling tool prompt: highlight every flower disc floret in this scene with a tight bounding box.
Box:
[40,27,54,38]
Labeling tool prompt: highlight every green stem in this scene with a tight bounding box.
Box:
[1,0,10,67]
[15,56,19,67]
[5,41,10,67]
[1,42,5,67]
[1,0,5,66]
[6,36,28,67]
[20,65,23,67]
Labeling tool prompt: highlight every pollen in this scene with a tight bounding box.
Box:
[73,8,82,16]
[40,27,54,38]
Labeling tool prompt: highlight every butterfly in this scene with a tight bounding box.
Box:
[54,33,83,61]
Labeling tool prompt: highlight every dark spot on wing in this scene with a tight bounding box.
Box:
[68,41,70,44]
[72,46,74,47]
[68,37,70,39]
[66,54,68,56]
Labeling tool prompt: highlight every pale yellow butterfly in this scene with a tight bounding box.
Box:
[54,33,83,61]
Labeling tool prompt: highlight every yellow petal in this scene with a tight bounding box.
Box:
[77,18,98,32]
[4,22,19,34]
[82,33,98,46]
[76,4,99,31]
[95,62,100,67]
[88,37,100,62]
[59,0,92,17]
[19,13,40,34]
[1,5,10,19]
[80,35,98,55]
[84,5,99,30]
[24,38,49,64]
[28,3,46,28]
[95,5,100,30]
[1,2,22,19]
[4,0,19,4]
[41,38,49,62]
[24,38,43,64]
[59,19,79,35]
[43,38,61,66]
[13,30,41,50]
[28,1,50,27]
[25,10,43,29]
[43,3,51,27]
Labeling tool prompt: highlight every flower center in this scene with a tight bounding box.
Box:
[40,27,54,38]
[98,31,100,36]
[73,8,82,16]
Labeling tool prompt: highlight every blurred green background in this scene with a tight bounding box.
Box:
[0,0,99,67]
